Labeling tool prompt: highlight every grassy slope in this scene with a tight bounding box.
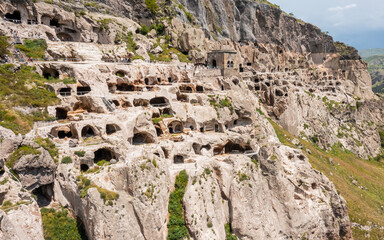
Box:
[364,55,384,94]
[360,51,384,95]
[269,120,384,239]
[0,64,60,134]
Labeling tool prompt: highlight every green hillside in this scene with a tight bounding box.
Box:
[362,54,384,95]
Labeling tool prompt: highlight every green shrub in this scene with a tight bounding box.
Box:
[35,137,58,162]
[2,201,12,207]
[137,25,150,35]
[237,172,250,182]
[225,223,238,240]
[61,156,72,164]
[167,170,189,240]
[75,151,85,157]
[148,40,190,63]
[256,108,264,116]
[145,0,159,15]
[95,160,111,167]
[76,175,119,204]
[379,130,384,148]
[62,77,77,84]
[131,55,144,61]
[7,146,41,169]
[15,39,47,59]
[178,4,194,23]
[98,18,113,31]
[0,34,10,57]
[41,208,83,240]
[115,32,136,52]
[152,114,173,124]
[151,23,165,35]
[97,187,119,203]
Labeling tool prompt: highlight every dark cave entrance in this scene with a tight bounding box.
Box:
[5,11,21,21]
[56,108,68,120]
[32,183,54,207]
[94,148,114,163]
[173,155,184,164]
[81,126,95,138]
[80,164,89,172]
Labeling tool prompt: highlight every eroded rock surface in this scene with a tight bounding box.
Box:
[1,0,383,239]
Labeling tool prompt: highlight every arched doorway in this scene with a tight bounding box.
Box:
[81,125,96,138]
[94,148,115,163]
[150,97,168,107]
[106,124,120,135]
[42,68,59,80]
[173,155,184,164]
[131,132,155,145]
[212,60,217,68]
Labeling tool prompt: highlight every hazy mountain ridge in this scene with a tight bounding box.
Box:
[360,49,384,94]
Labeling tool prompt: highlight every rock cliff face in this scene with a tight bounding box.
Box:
[0,0,383,239]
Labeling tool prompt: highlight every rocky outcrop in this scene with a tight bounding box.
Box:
[177,0,335,53]
[2,0,384,239]
[0,126,22,164]
[13,148,56,190]
[0,203,44,240]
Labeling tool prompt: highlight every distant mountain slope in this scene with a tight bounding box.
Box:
[362,53,384,95]
[359,48,384,58]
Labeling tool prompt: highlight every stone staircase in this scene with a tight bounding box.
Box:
[101,97,115,112]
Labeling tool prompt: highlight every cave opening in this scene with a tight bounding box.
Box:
[106,124,120,135]
[117,83,134,91]
[5,11,21,21]
[32,183,54,207]
[81,126,95,138]
[133,99,149,107]
[59,88,71,97]
[155,127,163,137]
[150,97,168,106]
[224,142,251,154]
[77,86,91,96]
[58,130,72,139]
[56,108,68,120]
[116,70,126,77]
[43,68,59,80]
[80,164,89,172]
[173,155,184,164]
[49,18,60,27]
[193,143,201,155]
[57,32,74,42]
[94,148,114,163]
[132,132,155,145]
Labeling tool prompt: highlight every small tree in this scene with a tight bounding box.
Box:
[0,32,10,57]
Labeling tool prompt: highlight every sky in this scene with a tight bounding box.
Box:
[269,0,384,50]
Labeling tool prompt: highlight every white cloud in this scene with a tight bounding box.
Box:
[328,4,357,12]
